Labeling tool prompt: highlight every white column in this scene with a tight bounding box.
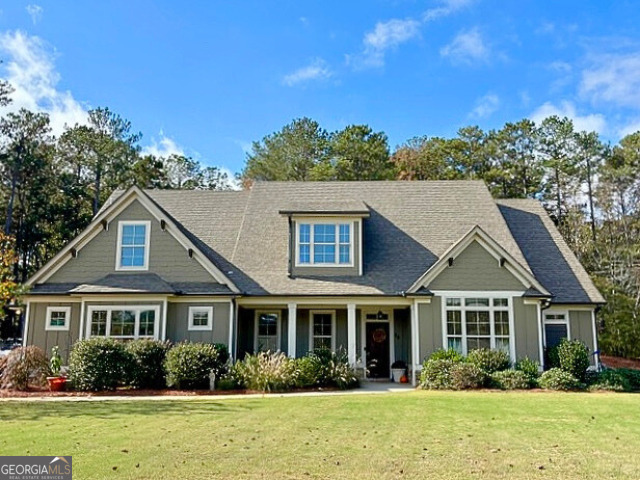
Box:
[79,300,86,340]
[228,300,235,360]
[161,298,168,341]
[591,309,600,371]
[288,303,297,358]
[411,300,419,386]
[347,303,357,367]
[22,301,31,347]
[536,301,544,369]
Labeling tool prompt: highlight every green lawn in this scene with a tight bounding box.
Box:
[1,391,639,479]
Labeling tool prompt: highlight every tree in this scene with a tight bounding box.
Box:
[392,136,459,180]
[575,131,607,241]
[331,125,394,180]
[242,118,332,182]
[0,79,13,107]
[537,116,579,227]
[484,120,543,198]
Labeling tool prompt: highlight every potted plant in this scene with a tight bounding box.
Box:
[391,360,407,383]
[47,346,67,391]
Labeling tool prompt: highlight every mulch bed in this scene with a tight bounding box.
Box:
[601,355,640,370]
[0,386,341,398]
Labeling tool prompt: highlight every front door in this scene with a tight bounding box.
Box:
[366,322,390,379]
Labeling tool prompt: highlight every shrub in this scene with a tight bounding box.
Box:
[164,342,227,389]
[420,359,456,390]
[539,368,583,391]
[556,339,590,382]
[125,339,171,389]
[545,345,561,369]
[0,346,49,390]
[68,338,132,391]
[429,348,465,363]
[450,362,486,390]
[295,355,321,388]
[234,351,297,392]
[617,368,640,391]
[515,357,540,387]
[467,348,510,374]
[587,369,631,392]
[491,370,531,390]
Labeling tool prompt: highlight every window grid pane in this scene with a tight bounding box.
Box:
[91,311,107,336]
[50,311,67,327]
[299,223,352,266]
[139,310,155,337]
[120,224,146,268]
[192,311,209,327]
[110,310,135,337]
[314,244,336,263]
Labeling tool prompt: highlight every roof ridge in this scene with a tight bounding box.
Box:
[230,185,253,263]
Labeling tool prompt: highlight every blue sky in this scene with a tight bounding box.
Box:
[1,1,640,175]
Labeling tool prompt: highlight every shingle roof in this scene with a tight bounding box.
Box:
[496,199,605,304]
[141,181,534,296]
[279,199,370,216]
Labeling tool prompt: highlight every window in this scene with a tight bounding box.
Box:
[188,306,213,331]
[296,222,352,266]
[255,311,280,352]
[310,311,336,351]
[444,296,512,357]
[544,311,569,349]
[116,221,150,270]
[87,306,159,340]
[45,306,71,331]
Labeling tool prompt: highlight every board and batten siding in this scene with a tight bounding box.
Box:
[290,220,361,277]
[166,302,230,345]
[46,199,215,284]
[418,298,443,362]
[512,298,541,362]
[569,309,596,365]
[427,241,524,291]
[27,302,81,363]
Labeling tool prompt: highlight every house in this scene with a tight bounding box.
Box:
[22,181,605,385]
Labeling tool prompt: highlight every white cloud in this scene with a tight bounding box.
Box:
[0,30,88,136]
[282,58,332,86]
[142,131,185,158]
[422,0,475,21]
[618,119,640,138]
[26,5,43,25]
[469,93,500,119]
[352,0,474,69]
[530,101,606,134]
[580,52,640,108]
[440,27,490,65]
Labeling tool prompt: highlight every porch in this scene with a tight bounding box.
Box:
[233,298,422,384]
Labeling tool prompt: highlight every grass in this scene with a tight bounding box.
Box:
[1,390,639,479]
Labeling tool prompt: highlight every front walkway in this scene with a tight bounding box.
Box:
[0,382,415,402]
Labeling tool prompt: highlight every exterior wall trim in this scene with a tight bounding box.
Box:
[188,306,214,331]
[359,307,395,380]
[22,301,31,347]
[254,309,281,352]
[44,306,71,331]
[542,308,571,347]
[114,220,151,272]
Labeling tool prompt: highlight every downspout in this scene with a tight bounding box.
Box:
[287,216,293,278]
[538,298,552,370]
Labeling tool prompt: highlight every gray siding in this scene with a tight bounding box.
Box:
[27,302,81,363]
[47,200,215,284]
[569,309,596,365]
[428,240,524,291]
[513,298,541,362]
[296,309,310,357]
[418,298,442,362]
[291,220,361,277]
[166,302,230,345]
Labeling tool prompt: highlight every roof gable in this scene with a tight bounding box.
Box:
[407,225,551,295]
[27,186,239,293]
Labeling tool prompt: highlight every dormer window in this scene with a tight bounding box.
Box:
[116,221,150,271]
[297,222,353,266]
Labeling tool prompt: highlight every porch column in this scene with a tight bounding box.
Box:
[227,300,234,360]
[347,303,357,367]
[411,300,419,387]
[536,301,544,369]
[288,303,297,358]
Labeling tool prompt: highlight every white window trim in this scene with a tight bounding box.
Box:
[45,306,71,331]
[439,293,516,362]
[115,220,151,271]
[188,306,214,331]
[542,309,570,347]
[254,310,281,352]
[309,310,337,351]
[86,305,160,340]
[295,219,355,267]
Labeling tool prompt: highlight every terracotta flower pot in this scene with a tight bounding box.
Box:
[47,376,67,392]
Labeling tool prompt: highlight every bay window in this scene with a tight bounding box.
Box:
[444,296,513,358]
[87,306,159,340]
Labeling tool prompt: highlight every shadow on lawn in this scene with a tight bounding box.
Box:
[0,399,257,422]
